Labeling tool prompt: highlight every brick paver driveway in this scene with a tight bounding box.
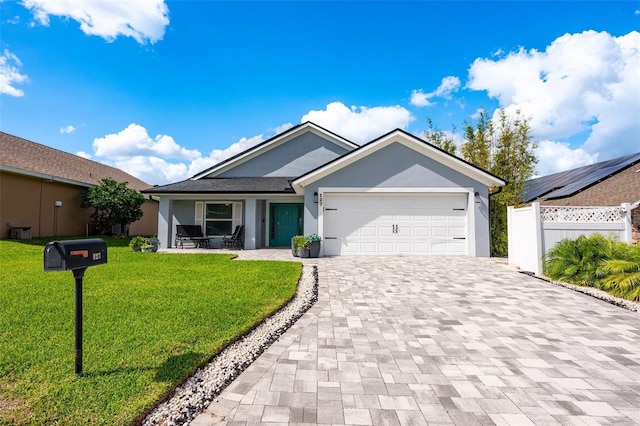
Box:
[193,256,640,425]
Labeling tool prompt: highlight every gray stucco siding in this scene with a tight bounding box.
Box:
[315,143,484,189]
[219,132,351,178]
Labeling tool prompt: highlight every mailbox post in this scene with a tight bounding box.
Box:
[44,239,107,375]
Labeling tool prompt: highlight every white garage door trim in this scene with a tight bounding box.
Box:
[318,187,476,256]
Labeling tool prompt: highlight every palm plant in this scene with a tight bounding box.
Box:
[597,242,640,301]
[543,234,612,286]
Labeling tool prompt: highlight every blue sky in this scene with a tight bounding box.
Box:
[1,1,639,185]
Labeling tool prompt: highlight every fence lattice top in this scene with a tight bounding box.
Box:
[540,206,625,223]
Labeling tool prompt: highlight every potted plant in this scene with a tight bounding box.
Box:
[146,236,160,252]
[140,241,154,252]
[291,235,307,257]
[306,233,322,258]
[129,236,147,252]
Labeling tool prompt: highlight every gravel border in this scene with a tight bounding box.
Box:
[140,265,318,426]
[522,271,640,312]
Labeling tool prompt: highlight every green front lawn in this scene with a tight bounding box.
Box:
[0,238,301,425]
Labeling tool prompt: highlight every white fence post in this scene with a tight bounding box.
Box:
[533,202,543,276]
[622,203,632,243]
[507,202,543,276]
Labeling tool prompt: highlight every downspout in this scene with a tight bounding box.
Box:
[38,179,44,237]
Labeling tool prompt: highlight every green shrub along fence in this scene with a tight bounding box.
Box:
[543,234,640,301]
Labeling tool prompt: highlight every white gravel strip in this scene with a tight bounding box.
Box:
[140,265,318,426]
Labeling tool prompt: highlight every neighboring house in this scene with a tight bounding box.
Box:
[523,152,640,240]
[0,132,158,238]
[144,122,505,256]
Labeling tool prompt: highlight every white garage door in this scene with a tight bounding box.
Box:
[323,193,468,255]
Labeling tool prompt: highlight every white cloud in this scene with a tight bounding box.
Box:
[60,125,76,134]
[535,140,599,177]
[274,122,294,135]
[90,123,271,184]
[468,30,640,161]
[112,156,189,185]
[0,49,28,97]
[300,102,414,143]
[22,0,170,44]
[410,90,433,107]
[93,123,200,160]
[76,151,91,159]
[410,76,461,107]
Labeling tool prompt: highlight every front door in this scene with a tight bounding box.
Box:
[269,203,303,247]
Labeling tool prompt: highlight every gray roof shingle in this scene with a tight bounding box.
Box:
[0,132,152,191]
[143,177,296,194]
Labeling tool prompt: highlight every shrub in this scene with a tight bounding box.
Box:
[129,235,147,251]
[306,233,322,244]
[544,233,640,301]
[597,242,640,301]
[543,234,612,286]
[292,235,307,249]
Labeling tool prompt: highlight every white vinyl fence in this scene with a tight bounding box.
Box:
[508,202,632,276]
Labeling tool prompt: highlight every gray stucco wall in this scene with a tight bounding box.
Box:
[218,132,351,177]
[301,142,492,256]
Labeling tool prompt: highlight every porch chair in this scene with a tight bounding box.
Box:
[221,225,244,249]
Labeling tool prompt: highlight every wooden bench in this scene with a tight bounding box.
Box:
[175,225,211,249]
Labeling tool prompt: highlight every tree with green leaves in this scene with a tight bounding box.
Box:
[460,108,538,257]
[81,178,145,235]
[423,117,457,155]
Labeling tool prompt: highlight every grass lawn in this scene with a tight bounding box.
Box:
[0,238,301,425]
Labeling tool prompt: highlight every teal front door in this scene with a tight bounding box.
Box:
[269,203,303,247]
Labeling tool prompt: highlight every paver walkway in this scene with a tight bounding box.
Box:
[192,255,640,425]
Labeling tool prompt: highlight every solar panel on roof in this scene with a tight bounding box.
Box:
[524,152,640,202]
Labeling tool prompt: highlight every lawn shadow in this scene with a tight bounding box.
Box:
[80,365,157,378]
[80,351,205,383]
[153,351,206,383]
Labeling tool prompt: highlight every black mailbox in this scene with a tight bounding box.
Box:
[43,238,107,375]
[44,238,107,271]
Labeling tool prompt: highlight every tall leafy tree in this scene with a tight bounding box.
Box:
[423,117,457,155]
[461,109,538,256]
[81,178,145,235]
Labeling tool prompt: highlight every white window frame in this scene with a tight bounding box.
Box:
[202,201,242,236]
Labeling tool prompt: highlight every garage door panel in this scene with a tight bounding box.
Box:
[396,242,413,253]
[449,226,466,237]
[323,193,468,256]
[360,226,377,237]
[413,242,431,253]
[431,226,448,237]
[431,242,450,253]
[414,226,430,237]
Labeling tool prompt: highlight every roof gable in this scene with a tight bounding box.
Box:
[192,122,358,179]
[292,129,505,192]
[0,132,151,191]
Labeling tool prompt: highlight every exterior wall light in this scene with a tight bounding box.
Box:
[313,192,318,203]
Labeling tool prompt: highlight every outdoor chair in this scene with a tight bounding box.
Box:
[175,225,211,249]
[221,225,244,249]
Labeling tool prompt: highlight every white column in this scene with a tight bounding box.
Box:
[244,198,257,250]
[157,197,171,248]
